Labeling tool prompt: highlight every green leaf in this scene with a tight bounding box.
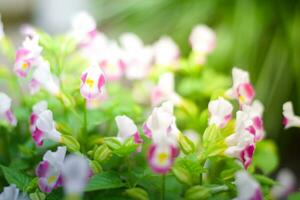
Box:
[254,174,277,186]
[253,140,279,174]
[0,165,32,191]
[288,192,300,200]
[85,172,125,192]
[29,191,46,200]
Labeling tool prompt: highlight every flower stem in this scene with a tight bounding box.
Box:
[161,174,165,200]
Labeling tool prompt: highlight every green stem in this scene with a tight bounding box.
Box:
[161,175,165,200]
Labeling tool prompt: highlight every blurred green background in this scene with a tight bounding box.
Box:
[1,0,300,176]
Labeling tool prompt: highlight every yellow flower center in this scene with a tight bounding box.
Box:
[158,152,168,164]
[21,62,29,70]
[85,78,94,88]
[47,175,57,184]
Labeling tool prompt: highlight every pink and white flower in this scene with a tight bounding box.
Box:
[36,146,66,193]
[30,101,48,146]
[243,100,265,141]
[115,115,143,151]
[225,111,255,169]
[120,33,153,80]
[62,154,90,196]
[153,36,180,67]
[234,170,263,200]
[208,97,233,128]
[14,35,42,78]
[189,25,216,54]
[282,101,300,129]
[33,109,62,146]
[143,101,179,140]
[71,11,97,47]
[32,59,60,95]
[0,184,29,200]
[0,92,17,126]
[226,68,255,107]
[151,73,181,107]
[145,102,179,174]
[80,63,106,99]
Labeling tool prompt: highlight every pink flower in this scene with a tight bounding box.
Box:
[282,101,300,129]
[208,97,233,128]
[226,68,255,107]
[36,146,66,193]
[0,92,17,126]
[14,35,42,78]
[80,63,106,99]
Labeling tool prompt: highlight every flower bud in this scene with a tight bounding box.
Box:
[178,133,195,155]
[90,160,103,174]
[61,135,80,152]
[93,144,112,162]
[172,165,193,186]
[124,187,149,200]
[104,137,122,150]
[184,185,211,200]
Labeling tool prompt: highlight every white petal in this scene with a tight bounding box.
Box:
[36,110,55,132]
[62,154,89,195]
[0,92,12,114]
[33,101,48,115]
[115,115,138,141]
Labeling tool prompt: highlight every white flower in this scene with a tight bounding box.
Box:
[153,36,179,67]
[151,73,181,106]
[36,109,62,143]
[32,59,60,95]
[115,115,138,142]
[144,101,179,146]
[234,170,263,200]
[0,184,29,200]
[282,101,300,129]
[189,24,216,54]
[62,154,90,195]
[208,97,233,128]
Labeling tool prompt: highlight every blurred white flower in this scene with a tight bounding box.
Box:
[62,154,90,195]
[0,92,17,126]
[189,24,216,54]
[272,168,297,199]
[32,59,60,95]
[0,184,29,200]
[234,170,263,200]
[153,36,180,67]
